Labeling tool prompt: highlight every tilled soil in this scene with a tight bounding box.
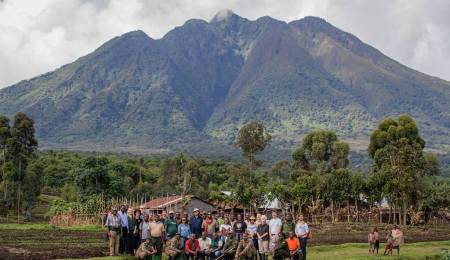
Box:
[0,224,449,259]
[0,228,108,259]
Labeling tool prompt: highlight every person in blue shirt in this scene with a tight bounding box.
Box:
[178,216,191,251]
[190,208,204,238]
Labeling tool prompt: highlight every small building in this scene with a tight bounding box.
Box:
[140,195,216,215]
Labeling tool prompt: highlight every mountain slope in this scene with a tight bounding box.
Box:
[0,10,449,156]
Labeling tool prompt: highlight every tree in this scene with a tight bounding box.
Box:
[0,115,11,200]
[349,172,366,222]
[6,112,38,222]
[323,169,352,223]
[368,114,427,225]
[75,157,111,200]
[236,122,272,169]
[292,130,349,173]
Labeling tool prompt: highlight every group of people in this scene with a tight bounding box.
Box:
[104,206,310,260]
[367,226,404,256]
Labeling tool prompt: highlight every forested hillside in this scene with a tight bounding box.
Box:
[0,10,449,156]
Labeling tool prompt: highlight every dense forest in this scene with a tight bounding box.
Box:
[0,113,449,225]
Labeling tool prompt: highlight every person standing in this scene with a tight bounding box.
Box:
[217,211,225,227]
[149,214,165,260]
[118,205,130,254]
[294,214,309,260]
[161,211,168,222]
[165,210,179,239]
[282,214,295,236]
[219,217,232,237]
[203,212,217,238]
[246,216,259,253]
[176,212,182,224]
[257,215,270,260]
[233,214,247,242]
[269,211,282,254]
[105,208,122,256]
[140,214,150,242]
[368,230,375,254]
[373,227,380,254]
[190,208,204,238]
[392,225,404,256]
[130,209,143,252]
[255,213,262,226]
[178,217,192,252]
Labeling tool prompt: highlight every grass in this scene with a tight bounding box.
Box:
[59,241,450,260]
[308,240,450,260]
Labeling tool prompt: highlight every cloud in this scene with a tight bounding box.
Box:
[0,0,449,88]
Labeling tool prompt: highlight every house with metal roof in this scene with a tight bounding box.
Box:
[140,195,216,214]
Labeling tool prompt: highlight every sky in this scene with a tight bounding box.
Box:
[1,0,450,88]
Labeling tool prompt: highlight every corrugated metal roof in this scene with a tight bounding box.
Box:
[140,195,193,209]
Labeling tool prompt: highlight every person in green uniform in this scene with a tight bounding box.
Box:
[165,210,179,239]
[219,231,238,260]
[281,214,295,236]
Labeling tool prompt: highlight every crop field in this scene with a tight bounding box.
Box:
[0,223,449,259]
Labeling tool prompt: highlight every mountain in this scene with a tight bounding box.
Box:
[1,10,449,158]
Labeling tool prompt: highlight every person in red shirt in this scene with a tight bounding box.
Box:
[185,233,201,260]
[286,232,301,260]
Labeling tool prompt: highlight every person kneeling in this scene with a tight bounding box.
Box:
[273,233,290,260]
[166,233,184,260]
[286,232,301,260]
[235,232,257,260]
[135,239,157,260]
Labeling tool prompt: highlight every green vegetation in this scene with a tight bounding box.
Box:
[308,240,450,260]
[0,113,448,227]
[0,112,38,221]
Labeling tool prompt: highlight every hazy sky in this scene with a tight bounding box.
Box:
[1,0,450,88]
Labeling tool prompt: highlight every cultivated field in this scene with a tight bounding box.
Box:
[0,223,449,259]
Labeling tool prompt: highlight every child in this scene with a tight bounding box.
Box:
[367,230,375,254]
[373,227,380,254]
[384,233,394,256]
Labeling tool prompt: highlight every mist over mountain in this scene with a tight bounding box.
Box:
[1,10,449,158]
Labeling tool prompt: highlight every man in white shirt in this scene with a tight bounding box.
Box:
[105,208,122,256]
[140,214,150,242]
[118,205,129,254]
[198,232,213,258]
[268,211,282,253]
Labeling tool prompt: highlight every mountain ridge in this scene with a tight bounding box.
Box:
[1,10,449,157]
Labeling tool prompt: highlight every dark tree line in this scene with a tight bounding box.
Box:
[0,113,39,222]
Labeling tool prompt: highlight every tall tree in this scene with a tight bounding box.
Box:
[0,115,11,200]
[6,112,38,222]
[368,114,427,225]
[236,121,272,169]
